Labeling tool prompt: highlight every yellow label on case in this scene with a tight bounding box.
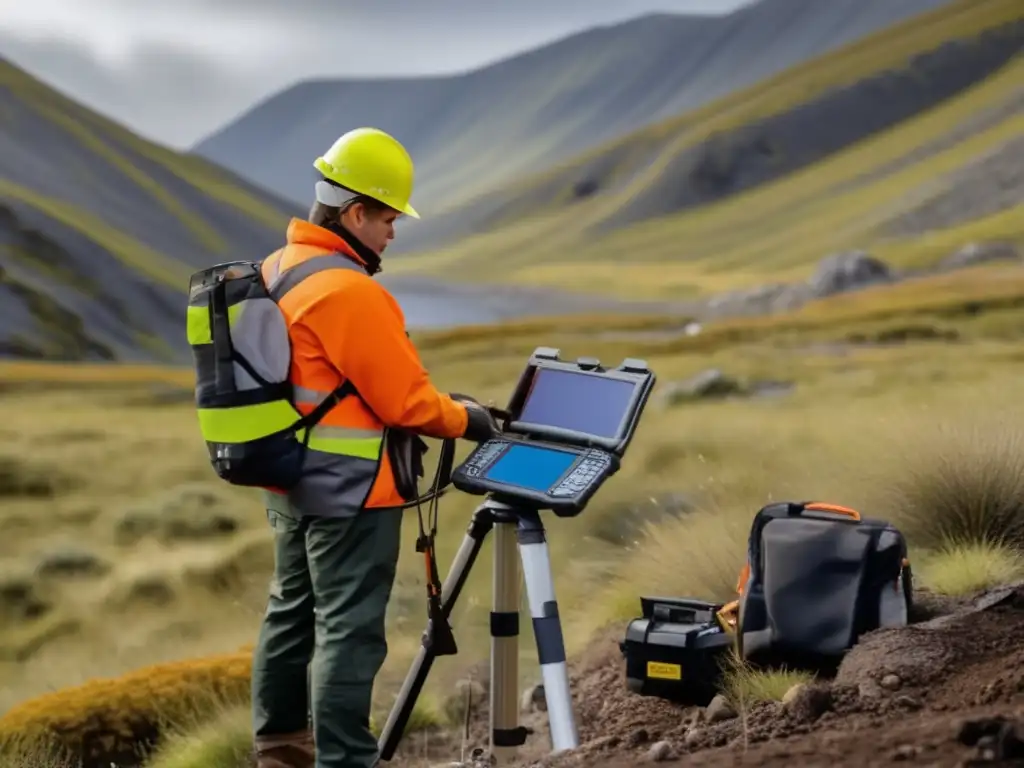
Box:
[646,661,682,680]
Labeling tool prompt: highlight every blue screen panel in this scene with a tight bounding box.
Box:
[483,444,577,492]
[518,368,635,438]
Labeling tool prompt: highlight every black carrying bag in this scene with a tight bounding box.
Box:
[619,597,735,707]
[736,500,913,674]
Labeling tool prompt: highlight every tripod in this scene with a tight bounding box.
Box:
[377,497,580,764]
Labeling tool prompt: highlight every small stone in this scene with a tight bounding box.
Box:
[859,681,883,699]
[587,735,619,751]
[958,715,1012,746]
[783,683,833,723]
[520,683,546,713]
[646,740,673,762]
[685,727,703,748]
[626,728,649,747]
[893,695,923,712]
[705,694,737,723]
[781,683,805,706]
[892,744,919,761]
[880,674,902,691]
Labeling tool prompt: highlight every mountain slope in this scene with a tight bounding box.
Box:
[382,0,1024,299]
[191,0,951,216]
[0,58,303,363]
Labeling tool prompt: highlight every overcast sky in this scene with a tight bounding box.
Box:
[1,0,755,149]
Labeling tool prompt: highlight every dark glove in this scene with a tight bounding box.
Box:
[463,401,501,442]
[449,392,479,405]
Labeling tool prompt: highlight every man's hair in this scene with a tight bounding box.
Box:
[309,196,393,228]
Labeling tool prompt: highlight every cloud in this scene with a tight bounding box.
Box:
[1,0,756,147]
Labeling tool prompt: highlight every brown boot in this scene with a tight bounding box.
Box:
[255,729,315,768]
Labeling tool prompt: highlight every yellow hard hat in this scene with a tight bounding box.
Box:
[313,127,419,219]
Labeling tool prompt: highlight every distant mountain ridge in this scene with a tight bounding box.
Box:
[191,0,952,215]
[0,57,302,362]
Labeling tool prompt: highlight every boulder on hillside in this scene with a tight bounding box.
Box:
[807,250,894,297]
[659,369,745,405]
[940,241,1021,271]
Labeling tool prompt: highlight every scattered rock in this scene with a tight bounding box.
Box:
[684,727,703,748]
[958,716,1024,762]
[782,683,833,723]
[646,740,674,762]
[573,179,599,199]
[521,683,546,713]
[625,728,649,747]
[892,743,920,761]
[586,734,620,751]
[702,282,807,319]
[940,240,1021,270]
[892,694,923,712]
[807,250,894,297]
[705,694,736,723]
[659,369,745,406]
[880,674,903,691]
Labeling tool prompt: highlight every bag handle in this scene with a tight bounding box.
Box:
[801,501,861,522]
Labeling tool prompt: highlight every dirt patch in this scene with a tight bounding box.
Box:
[395,582,1024,767]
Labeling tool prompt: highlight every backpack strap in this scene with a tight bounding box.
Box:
[265,252,370,428]
[210,277,236,394]
[268,252,366,301]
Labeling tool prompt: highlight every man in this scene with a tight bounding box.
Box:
[250,127,500,768]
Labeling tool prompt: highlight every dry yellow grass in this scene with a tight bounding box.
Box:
[1,262,1024,766]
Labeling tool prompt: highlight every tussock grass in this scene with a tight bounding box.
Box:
[875,420,1024,550]
[144,706,252,768]
[0,454,75,498]
[720,650,815,707]
[917,541,1024,596]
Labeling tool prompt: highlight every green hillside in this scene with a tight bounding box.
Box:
[0,58,302,363]
[388,0,1024,299]
[193,0,952,215]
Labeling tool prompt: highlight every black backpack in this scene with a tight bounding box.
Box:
[733,500,913,674]
[186,257,361,490]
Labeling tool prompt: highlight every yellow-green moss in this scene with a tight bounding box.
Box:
[0,651,251,766]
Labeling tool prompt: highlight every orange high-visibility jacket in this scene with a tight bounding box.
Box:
[260,218,469,516]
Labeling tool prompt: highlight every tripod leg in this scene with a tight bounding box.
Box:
[516,510,579,753]
[376,505,494,762]
[490,520,524,764]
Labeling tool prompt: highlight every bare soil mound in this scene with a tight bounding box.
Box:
[424,582,1024,768]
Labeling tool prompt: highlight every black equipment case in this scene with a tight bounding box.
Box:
[620,596,735,707]
[736,500,913,674]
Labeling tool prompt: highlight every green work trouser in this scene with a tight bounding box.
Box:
[251,491,403,768]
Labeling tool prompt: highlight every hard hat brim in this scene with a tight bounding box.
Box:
[313,156,419,219]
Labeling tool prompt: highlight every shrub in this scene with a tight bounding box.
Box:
[878,421,1024,550]
[0,651,251,768]
[145,705,252,768]
[0,455,76,498]
[917,540,1024,595]
[113,484,240,546]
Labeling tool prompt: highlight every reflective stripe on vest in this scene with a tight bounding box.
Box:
[268,253,387,517]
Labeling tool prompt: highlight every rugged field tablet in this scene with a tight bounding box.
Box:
[451,347,655,517]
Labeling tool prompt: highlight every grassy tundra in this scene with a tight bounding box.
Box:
[2,261,1024,765]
